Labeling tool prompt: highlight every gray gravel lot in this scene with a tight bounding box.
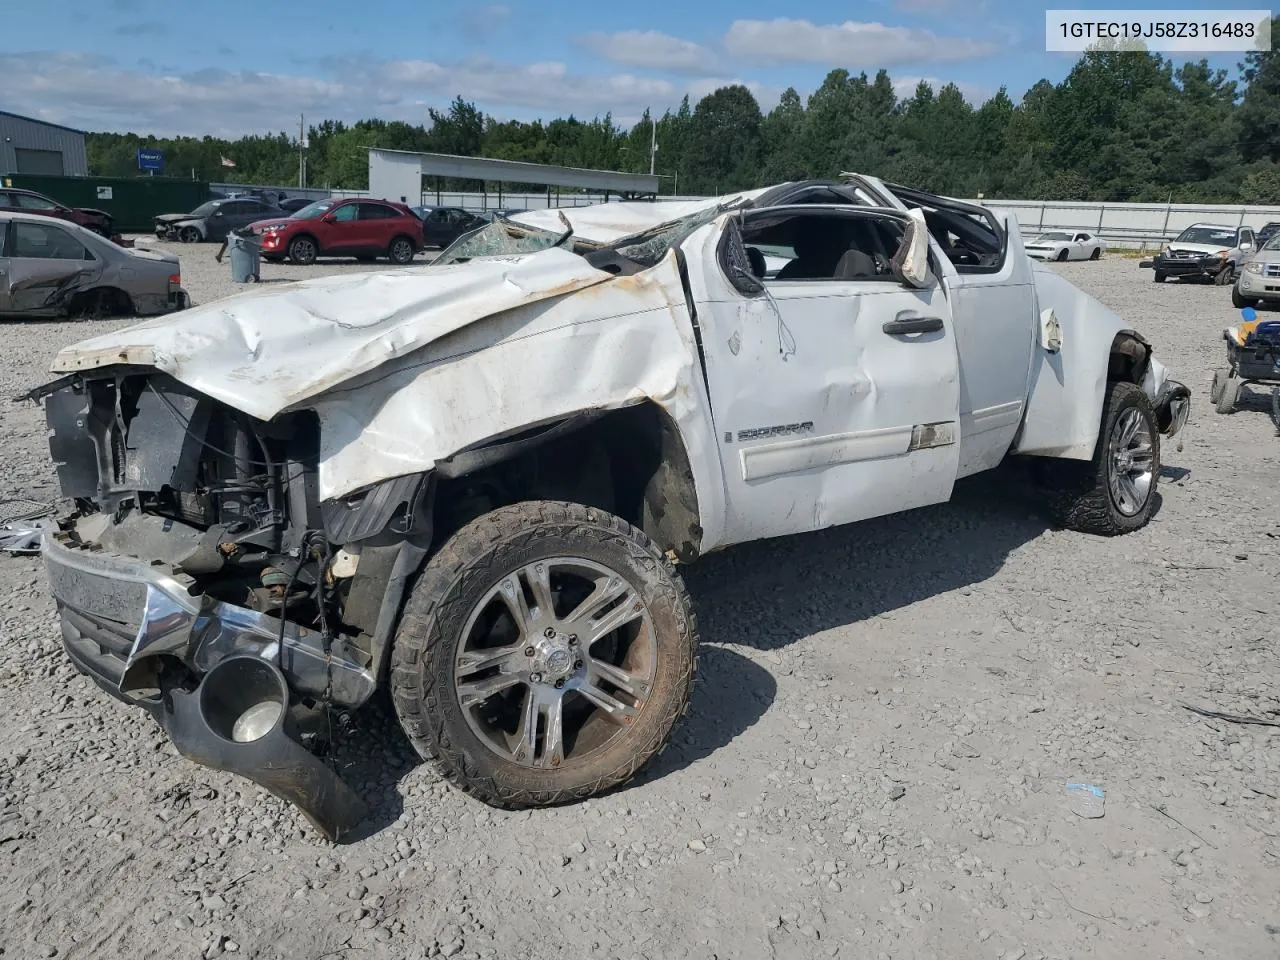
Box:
[1,243,1278,960]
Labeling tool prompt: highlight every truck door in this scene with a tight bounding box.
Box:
[857,178,1038,478]
[679,206,961,547]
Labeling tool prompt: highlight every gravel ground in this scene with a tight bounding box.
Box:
[2,245,1278,960]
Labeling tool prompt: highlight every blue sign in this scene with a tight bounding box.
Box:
[137,149,164,172]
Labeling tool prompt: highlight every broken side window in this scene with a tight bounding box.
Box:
[884,184,1008,275]
[740,209,905,282]
[717,215,765,296]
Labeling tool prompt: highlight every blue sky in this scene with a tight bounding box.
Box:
[0,0,1250,136]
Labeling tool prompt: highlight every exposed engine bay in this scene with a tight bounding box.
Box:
[46,370,381,654]
[35,369,439,839]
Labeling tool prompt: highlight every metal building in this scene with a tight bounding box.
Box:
[0,111,89,177]
[368,148,659,207]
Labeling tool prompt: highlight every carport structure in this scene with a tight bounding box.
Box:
[367,148,660,209]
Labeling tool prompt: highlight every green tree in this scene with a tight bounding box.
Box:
[685,85,763,194]
[1239,16,1280,164]
[426,96,485,156]
[760,88,807,182]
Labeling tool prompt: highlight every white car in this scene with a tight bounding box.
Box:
[29,175,1190,838]
[1025,231,1104,262]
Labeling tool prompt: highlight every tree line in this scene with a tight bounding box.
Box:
[85,28,1280,204]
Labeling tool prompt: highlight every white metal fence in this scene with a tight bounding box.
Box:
[979,199,1280,251]
[210,182,1280,250]
[209,182,698,211]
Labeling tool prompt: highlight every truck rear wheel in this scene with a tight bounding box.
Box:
[390,501,697,808]
[1045,381,1161,536]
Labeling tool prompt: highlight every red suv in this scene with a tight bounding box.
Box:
[0,187,122,243]
[249,198,425,265]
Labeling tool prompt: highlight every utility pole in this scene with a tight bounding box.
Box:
[649,108,657,176]
[299,113,305,188]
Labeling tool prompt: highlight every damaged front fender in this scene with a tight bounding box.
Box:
[1014,267,1190,459]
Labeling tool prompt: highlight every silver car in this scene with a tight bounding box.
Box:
[0,212,188,317]
[1234,231,1280,309]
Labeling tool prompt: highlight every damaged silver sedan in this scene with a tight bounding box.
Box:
[28,175,1189,840]
[1,213,188,318]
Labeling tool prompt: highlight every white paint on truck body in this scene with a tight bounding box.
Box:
[680,214,962,546]
[40,177,1188,557]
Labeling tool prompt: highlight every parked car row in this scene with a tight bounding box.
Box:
[151,198,496,265]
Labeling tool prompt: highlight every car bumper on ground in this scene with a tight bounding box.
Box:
[41,528,368,841]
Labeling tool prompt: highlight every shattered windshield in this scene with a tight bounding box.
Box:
[601,204,728,268]
[433,203,732,270]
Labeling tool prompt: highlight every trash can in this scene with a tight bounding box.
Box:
[227,231,262,283]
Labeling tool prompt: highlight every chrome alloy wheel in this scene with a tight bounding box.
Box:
[453,557,656,769]
[1107,406,1155,516]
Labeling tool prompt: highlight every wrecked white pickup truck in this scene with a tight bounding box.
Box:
[29,175,1190,839]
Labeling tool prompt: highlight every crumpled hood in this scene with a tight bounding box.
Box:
[1166,242,1230,256]
[48,247,612,421]
[155,213,199,223]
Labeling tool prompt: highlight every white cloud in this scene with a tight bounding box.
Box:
[375,56,679,115]
[576,30,718,74]
[0,51,716,136]
[723,17,999,66]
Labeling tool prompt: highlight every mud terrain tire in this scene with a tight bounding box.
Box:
[391,501,697,808]
[1045,381,1161,536]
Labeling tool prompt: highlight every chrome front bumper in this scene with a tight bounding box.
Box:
[42,529,372,841]
[42,531,375,707]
